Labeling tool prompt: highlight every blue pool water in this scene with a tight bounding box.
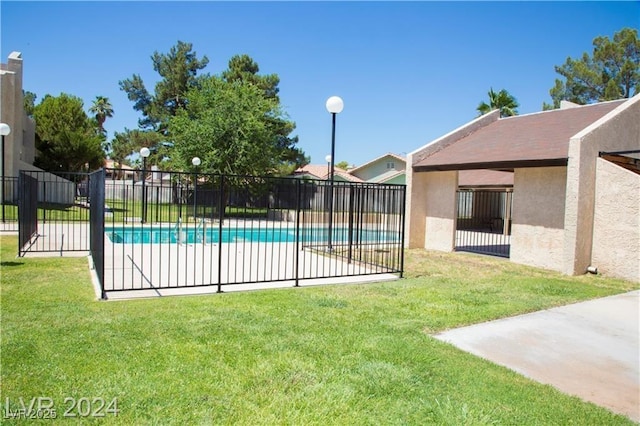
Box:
[106,226,398,244]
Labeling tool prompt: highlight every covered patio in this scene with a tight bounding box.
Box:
[405,96,639,281]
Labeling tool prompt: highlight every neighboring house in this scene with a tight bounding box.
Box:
[294,153,408,184]
[406,96,640,282]
[104,159,136,180]
[293,164,361,182]
[347,153,406,184]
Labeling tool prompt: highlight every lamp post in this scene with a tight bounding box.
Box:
[140,147,150,223]
[325,154,332,178]
[192,157,201,221]
[0,123,11,223]
[325,96,344,251]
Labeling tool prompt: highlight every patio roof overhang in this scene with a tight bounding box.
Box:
[412,99,625,175]
[413,158,568,173]
[599,150,640,175]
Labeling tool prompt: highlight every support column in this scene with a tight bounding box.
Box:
[423,171,458,252]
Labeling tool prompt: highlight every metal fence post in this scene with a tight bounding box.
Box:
[89,169,106,299]
[294,178,301,287]
[348,184,355,264]
[217,175,224,293]
[193,177,198,222]
[399,185,407,278]
[156,186,160,223]
[42,181,46,224]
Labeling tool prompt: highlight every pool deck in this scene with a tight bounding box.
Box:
[16,222,402,300]
[99,237,399,300]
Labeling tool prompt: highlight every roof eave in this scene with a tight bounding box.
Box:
[413,158,568,172]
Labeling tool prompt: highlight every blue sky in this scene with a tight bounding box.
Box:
[1,1,638,167]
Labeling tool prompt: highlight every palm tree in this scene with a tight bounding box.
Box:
[477,88,519,117]
[89,96,114,133]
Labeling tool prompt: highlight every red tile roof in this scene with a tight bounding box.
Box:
[294,164,331,179]
[104,159,134,170]
[294,164,362,182]
[414,100,627,171]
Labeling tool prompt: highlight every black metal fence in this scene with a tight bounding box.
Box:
[1,176,18,231]
[99,168,405,297]
[89,169,105,298]
[16,170,92,255]
[456,189,512,257]
[18,172,38,252]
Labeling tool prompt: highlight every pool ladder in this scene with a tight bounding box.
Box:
[195,217,206,245]
[173,217,184,245]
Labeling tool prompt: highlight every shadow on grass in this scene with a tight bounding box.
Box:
[1,261,24,267]
[38,202,78,211]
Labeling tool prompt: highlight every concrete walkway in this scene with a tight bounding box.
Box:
[434,290,640,422]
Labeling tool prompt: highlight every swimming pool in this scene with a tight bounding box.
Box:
[105,226,399,244]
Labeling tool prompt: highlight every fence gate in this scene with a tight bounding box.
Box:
[17,170,91,255]
[455,189,512,257]
[18,172,38,255]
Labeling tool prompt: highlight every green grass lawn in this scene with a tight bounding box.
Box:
[0,200,268,223]
[1,234,637,424]
[0,199,268,224]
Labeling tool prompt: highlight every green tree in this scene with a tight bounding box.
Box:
[89,95,114,134]
[335,161,350,170]
[544,27,639,109]
[169,76,287,176]
[106,130,134,179]
[222,54,280,100]
[33,94,105,172]
[221,54,307,172]
[23,90,37,117]
[119,41,209,133]
[106,129,166,178]
[108,129,165,166]
[477,88,519,117]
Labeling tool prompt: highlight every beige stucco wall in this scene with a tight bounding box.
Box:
[405,165,457,250]
[563,95,640,275]
[591,158,640,282]
[1,51,35,178]
[405,111,499,249]
[424,171,458,251]
[510,167,567,272]
[405,159,428,248]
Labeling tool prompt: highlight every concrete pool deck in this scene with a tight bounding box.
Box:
[434,290,640,421]
[16,223,402,299]
[97,237,400,299]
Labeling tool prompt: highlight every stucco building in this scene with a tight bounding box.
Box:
[1,51,77,206]
[406,96,640,282]
[347,153,406,184]
[1,51,38,180]
[295,153,407,184]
